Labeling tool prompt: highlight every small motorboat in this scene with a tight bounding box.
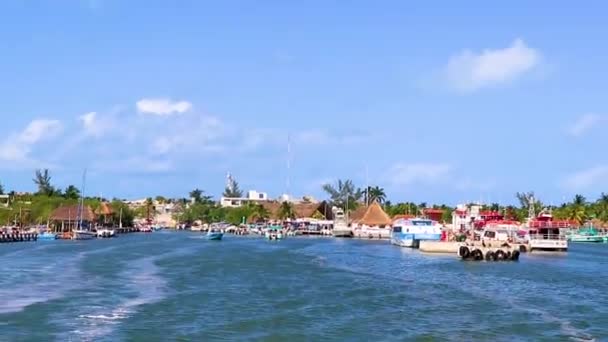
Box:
[38,232,57,241]
[96,229,116,238]
[206,230,223,241]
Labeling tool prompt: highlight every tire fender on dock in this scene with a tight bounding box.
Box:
[485,251,495,261]
[459,246,470,259]
[495,249,506,261]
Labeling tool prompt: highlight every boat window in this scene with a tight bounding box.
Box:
[392,226,402,233]
[484,231,496,238]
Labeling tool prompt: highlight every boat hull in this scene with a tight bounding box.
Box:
[206,232,223,241]
[72,231,95,240]
[569,236,604,243]
[391,234,416,247]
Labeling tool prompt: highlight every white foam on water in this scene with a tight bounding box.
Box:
[71,254,169,340]
[0,250,88,315]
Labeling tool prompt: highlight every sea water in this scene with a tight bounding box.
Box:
[0,232,606,341]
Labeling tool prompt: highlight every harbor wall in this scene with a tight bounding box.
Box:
[419,241,459,253]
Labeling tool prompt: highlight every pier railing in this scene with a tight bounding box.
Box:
[528,233,567,241]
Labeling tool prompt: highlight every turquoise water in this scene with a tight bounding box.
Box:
[1,232,607,341]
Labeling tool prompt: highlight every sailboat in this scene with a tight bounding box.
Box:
[72,169,95,240]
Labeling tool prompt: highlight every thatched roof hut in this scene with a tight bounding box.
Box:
[50,204,96,222]
[259,201,333,221]
[358,202,392,227]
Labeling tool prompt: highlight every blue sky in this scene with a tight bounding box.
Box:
[0,0,607,204]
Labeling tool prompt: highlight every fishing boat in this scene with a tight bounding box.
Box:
[206,229,223,241]
[391,218,441,248]
[568,227,605,243]
[331,207,353,238]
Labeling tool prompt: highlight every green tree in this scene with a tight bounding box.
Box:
[189,189,203,203]
[33,169,56,196]
[155,196,167,204]
[0,181,4,195]
[64,185,80,200]
[278,201,295,220]
[364,186,386,204]
[250,204,270,222]
[594,193,608,222]
[223,176,243,198]
[322,179,363,211]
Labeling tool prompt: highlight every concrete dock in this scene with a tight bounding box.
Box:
[419,240,529,254]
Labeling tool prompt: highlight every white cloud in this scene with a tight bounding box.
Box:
[79,111,114,138]
[444,38,541,92]
[0,119,63,163]
[567,113,605,137]
[136,98,192,116]
[386,162,452,186]
[562,165,608,190]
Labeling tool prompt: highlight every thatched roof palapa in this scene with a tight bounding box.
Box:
[358,202,392,226]
[258,201,333,220]
[50,205,96,221]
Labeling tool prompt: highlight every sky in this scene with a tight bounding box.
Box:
[0,0,607,205]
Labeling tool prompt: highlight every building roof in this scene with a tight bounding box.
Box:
[259,201,332,220]
[50,205,96,221]
[358,202,392,226]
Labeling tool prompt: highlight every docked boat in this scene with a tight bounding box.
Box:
[38,232,57,241]
[331,207,353,238]
[72,229,95,240]
[526,209,570,252]
[391,218,441,248]
[265,225,284,240]
[96,228,116,238]
[568,227,605,243]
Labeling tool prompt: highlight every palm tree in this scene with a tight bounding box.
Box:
[364,186,386,204]
[595,193,608,222]
[278,201,295,220]
[64,185,80,200]
[250,204,270,222]
[322,179,363,211]
[573,194,586,206]
[33,169,55,196]
[0,180,4,195]
[145,197,155,223]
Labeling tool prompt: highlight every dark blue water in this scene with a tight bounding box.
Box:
[1,232,606,341]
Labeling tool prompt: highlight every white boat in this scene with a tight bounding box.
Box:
[391,218,441,248]
[331,207,353,238]
[526,209,569,252]
[73,230,95,240]
[96,228,116,238]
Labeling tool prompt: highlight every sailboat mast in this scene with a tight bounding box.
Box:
[78,169,87,230]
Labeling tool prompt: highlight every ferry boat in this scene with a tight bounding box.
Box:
[526,210,570,252]
[391,218,441,248]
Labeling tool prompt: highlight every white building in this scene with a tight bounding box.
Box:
[220,190,269,208]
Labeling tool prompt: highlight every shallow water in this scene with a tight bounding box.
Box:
[1,232,607,341]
